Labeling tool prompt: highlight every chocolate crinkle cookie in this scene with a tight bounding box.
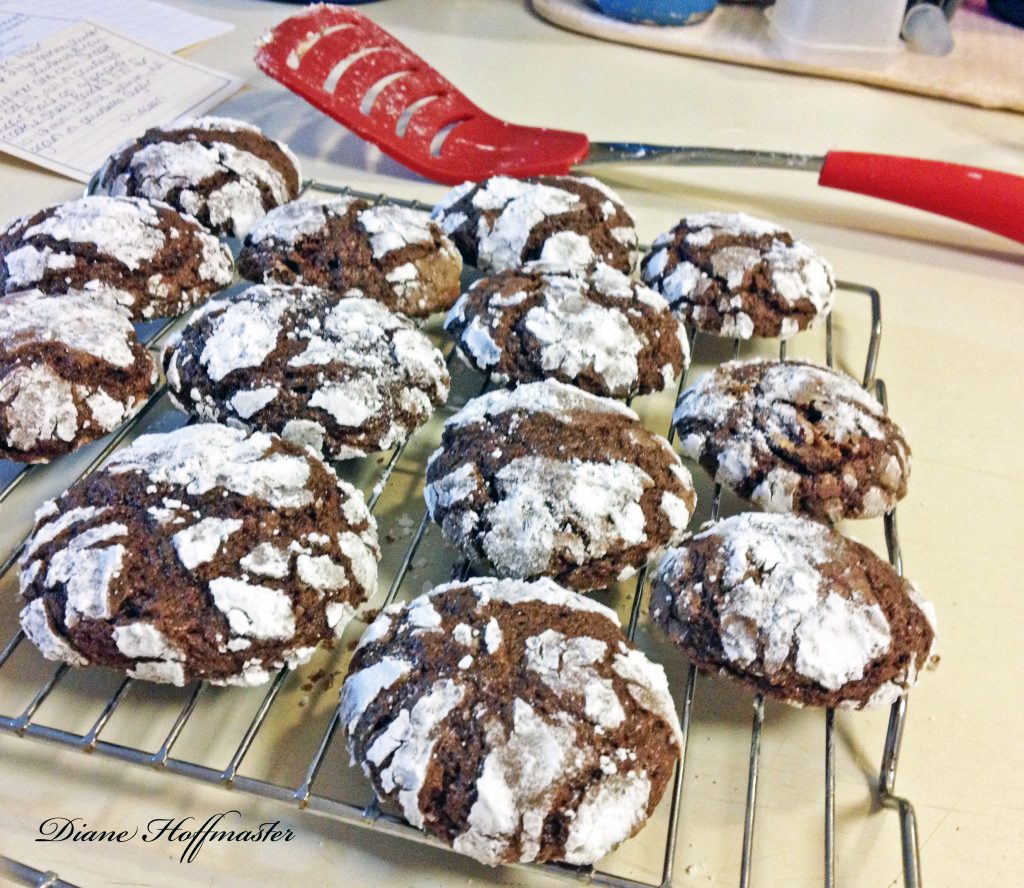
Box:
[432,175,638,274]
[0,196,233,321]
[163,284,450,460]
[237,197,462,317]
[341,576,682,865]
[444,261,688,398]
[641,212,834,339]
[650,512,938,709]
[674,359,910,522]
[18,424,380,686]
[0,287,157,462]
[98,117,302,239]
[425,380,696,590]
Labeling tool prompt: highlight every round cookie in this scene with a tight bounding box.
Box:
[0,287,157,462]
[341,576,682,866]
[432,175,638,274]
[444,262,688,398]
[673,359,910,521]
[424,380,696,590]
[650,512,938,709]
[163,284,450,460]
[237,197,462,317]
[640,212,834,339]
[98,116,302,238]
[17,424,380,686]
[0,196,233,320]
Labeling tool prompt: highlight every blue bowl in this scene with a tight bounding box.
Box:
[591,0,718,26]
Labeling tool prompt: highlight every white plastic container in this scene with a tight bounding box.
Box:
[768,0,907,67]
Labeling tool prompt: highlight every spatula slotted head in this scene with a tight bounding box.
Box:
[255,5,589,185]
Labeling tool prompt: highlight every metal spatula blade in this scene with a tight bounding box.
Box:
[257,5,1024,245]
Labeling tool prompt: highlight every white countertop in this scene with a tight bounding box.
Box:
[1,2,1022,887]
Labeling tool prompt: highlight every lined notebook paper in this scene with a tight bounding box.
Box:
[0,20,243,182]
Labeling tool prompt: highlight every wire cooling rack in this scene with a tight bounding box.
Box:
[0,181,922,888]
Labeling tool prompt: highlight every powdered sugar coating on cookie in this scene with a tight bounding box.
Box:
[425,380,696,590]
[642,212,834,340]
[432,175,637,274]
[445,262,688,397]
[0,289,157,462]
[99,116,301,238]
[0,196,233,320]
[239,197,462,318]
[18,424,380,685]
[444,378,637,429]
[245,196,353,246]
[342,576,681,865]
[650,512,938,709]
[163,284,450,460]
[674,359,910,521]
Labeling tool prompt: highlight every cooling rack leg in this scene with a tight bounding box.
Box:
[660,663,698,888]
[824,708,836,888]
[739,695,765,888]
[879,696,922,888]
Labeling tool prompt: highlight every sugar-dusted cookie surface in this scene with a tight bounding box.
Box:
[163,284,450,460]
[237,197,462,317]
[0,288,156,462]
[444,262,688,398]
[0,196,233,320]
[641,212,834,339]
[18,424,379,686]
[98,116,302,238]
[432,175,637,273]
[673,359,909,521]
[425,380,696,590]
[342,576,682,865]
[650,512,938,709]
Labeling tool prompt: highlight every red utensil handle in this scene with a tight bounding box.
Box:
[819,151,1024,245]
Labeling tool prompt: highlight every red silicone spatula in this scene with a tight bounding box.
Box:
[255,5,1024,245]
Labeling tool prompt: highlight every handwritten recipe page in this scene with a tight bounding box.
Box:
[0,20,242,182]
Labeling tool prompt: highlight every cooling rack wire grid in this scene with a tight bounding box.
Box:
[0,180,921,888]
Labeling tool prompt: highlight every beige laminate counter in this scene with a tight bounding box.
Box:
[0,2,1022,887]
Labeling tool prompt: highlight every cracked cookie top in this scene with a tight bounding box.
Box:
[444,262,688,398]
[650,512,938,709]
[238,197,462,317]
[425,380,696,590]
[163,284,450,460]
[432,176,637,274]
[18,424,379,686]
[0,287,157,462]
[641,212,834,339]
[98,116,302,238]
[342,576,682,865]
[673,359,910,521]
[0,196,233,320]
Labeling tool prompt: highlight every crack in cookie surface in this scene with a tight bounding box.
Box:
[445,262,688,397]
[18,424,380,686]
[673,359,909,521]
[425,381,696,589]
[641,213,834,339]
[342,577,682,865]
[650,512,938,709]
